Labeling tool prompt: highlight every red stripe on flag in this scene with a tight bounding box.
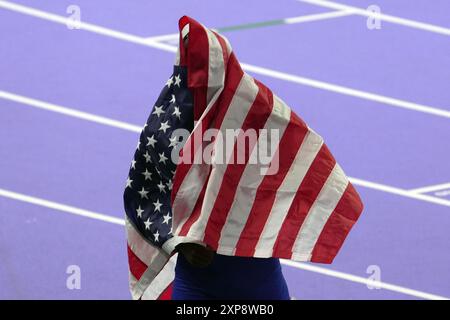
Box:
[310,182,364,263]
[157,283,174,300]
[202,81,274,249]
[234,114,308,256]
[272,144,336,258]
[127,244,148,280]
[179,16,209,120]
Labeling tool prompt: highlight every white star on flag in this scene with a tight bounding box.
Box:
[144,218,152,230]
[168,136,178,148]
[146,135,157,148]
[153,199,162,212]
[159,152,168,164]
[157,181,166,193]
[125,177,133,189]
[136,206,144,218]
[159,121,171,133]
[138,187,149,199]
[143,151,152,163]
[162,213,172,225]
[141,168,152,181]
[172,106,181,119]
[166,76,173,88]
[174,74,182,87]
[152,105,165,118]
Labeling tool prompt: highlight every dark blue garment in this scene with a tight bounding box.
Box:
[172,253,290,300]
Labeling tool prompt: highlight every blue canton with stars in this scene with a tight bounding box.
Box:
[124,66,194,247]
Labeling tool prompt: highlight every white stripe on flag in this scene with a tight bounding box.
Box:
[174,24,189,66]
[171,159,210,236]
[186,74,259,239]
[221,34,233,57]
[133,251,172,299]
[141,254,178,300]
[204,26,225,102]
[291,164,349,260]
[254,129,323,257]
[128,272,139,300]
[216,95,291,254]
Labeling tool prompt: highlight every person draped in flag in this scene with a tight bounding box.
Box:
[123,16,363,300]
[123,41,290,300]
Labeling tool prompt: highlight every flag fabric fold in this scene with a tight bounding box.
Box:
[124,16,364,300]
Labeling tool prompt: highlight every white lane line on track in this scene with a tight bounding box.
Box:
[281,260,448,300]
[1,0,450,120]
[409,182,450,194]
[0,0,176,52]
[284,9,355,24]
[349,178,450,208]
[298,0,450,36]
[240,64,450,119]
[0,186,447,300]
[0,91,142,132]
[1,89,449,209]
[0,188,125,226]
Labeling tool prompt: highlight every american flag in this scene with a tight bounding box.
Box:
[124,16,364,300]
